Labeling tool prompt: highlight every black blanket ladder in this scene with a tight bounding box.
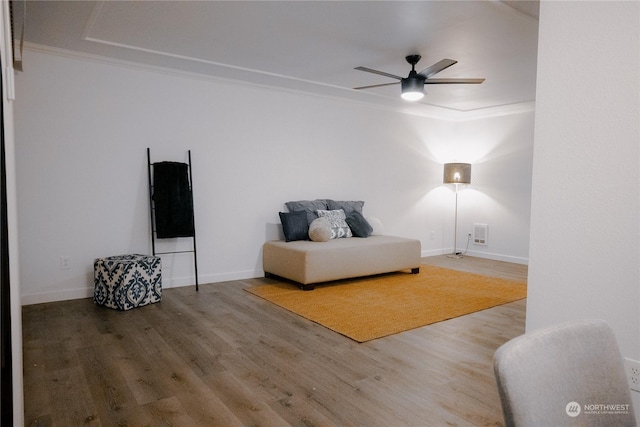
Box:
[147,148,199,291]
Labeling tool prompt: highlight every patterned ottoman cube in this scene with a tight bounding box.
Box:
[94,254,162,310]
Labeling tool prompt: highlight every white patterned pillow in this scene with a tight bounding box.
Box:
[317,209,353,238]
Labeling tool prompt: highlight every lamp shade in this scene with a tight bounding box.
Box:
[443,163,471,184]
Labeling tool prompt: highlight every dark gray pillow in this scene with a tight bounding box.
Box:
[346,211,373,238]
[279,211,309,242]
[327,200,365,216]
[285,199,329,224]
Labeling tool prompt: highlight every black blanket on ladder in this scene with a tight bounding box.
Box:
[153,161,195,238]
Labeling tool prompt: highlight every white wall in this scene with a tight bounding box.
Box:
[527,0,640,416]
[1,1,24,424]
[443,112,534,263]
[14,47,534,304]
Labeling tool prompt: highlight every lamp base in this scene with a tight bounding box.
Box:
[447,253,463,259]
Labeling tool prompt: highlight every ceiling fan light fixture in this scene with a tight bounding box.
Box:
[401,77,424,101]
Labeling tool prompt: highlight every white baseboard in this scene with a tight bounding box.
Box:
[164,269,259,288]
[463,250,529,265]
[21,269,261,305]
[22,288,93,305]
[22,252,529,305]
[422,249,529,265]
[421,248,448,258]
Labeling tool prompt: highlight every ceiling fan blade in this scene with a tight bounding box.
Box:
[418,59,457,78]
[353,82,401,90]
[354,66,403,80]
[424,78,485,84]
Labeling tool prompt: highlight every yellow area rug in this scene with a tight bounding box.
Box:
[246,265,527,342]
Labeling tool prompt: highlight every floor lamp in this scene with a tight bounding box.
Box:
[443,163,471,259]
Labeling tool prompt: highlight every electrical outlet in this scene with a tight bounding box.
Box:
[60,256,71,270]
[625,357,640,392]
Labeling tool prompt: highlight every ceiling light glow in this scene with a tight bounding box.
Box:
[401,77,425,101]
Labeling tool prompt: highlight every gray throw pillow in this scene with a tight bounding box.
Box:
[346,211,373,238]
[285,199,329,224]
[279,211,309,242]
[326,200,365,215]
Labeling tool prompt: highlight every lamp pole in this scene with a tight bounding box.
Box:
[443,163,470,260]
[448,183,462,259]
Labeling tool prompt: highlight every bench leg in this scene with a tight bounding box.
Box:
[411,267,420,274]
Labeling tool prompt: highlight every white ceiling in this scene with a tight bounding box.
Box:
[12,0,539,117]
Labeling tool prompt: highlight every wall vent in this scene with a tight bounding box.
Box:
[473,224,488,245]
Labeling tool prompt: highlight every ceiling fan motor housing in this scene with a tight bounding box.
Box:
[402,55,426,98]
[401,74,425,93]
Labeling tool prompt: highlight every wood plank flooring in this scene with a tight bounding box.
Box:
[22,255,527,426]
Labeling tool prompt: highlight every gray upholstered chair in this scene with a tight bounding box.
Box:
[493,319,637,427]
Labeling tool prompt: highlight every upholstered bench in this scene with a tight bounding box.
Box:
[263,235,421,290]
[93,254,162,310]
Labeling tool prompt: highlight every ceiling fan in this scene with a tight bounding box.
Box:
[354,55,485,101]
